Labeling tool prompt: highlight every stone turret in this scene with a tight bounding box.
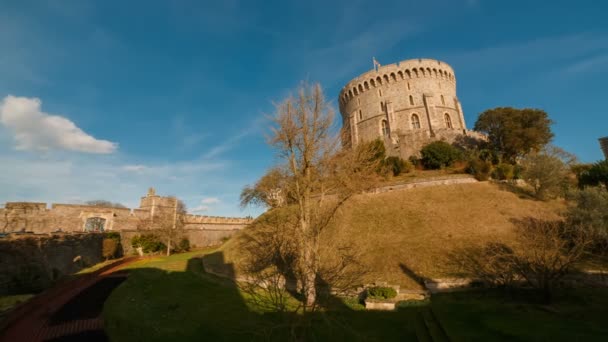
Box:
[339,58,484,159]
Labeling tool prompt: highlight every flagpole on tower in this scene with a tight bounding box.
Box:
[373,57,381,71]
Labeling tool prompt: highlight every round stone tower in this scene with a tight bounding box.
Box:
[339,58,479,158]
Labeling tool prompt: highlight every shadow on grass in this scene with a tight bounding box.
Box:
[103,252,608,342]
[103,252,425,342]
[495,181,538,200]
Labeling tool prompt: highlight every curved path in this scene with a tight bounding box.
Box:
[1,257,137,342]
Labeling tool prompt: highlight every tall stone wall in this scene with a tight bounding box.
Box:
[0,202,251,234]
[339,58,481,158]
[0,233,104,295]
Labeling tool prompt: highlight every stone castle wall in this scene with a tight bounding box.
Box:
[600,137,608,159]
[0,189,252,234]
[0,233,104,295]
[339,58,481,158]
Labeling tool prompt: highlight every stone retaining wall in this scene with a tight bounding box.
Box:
[0,233,104,295]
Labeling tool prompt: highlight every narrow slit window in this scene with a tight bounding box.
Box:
[381,120,389,137]
[411,114,421,129]
[445,113,453,128]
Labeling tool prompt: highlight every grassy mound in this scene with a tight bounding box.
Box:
[218,182,563,289]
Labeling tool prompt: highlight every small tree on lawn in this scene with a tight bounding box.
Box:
[137,197,187,256]
[241,82,382,310]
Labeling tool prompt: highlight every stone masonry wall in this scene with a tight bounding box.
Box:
[0,233,104,295]
[339,58,478,159]
[0,203,251,234]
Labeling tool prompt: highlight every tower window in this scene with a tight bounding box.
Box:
[445,113,453,129]
[357,98,361,106]
[441,95,445,106]
[359,110,362,120]
[378,89,383,97]
[381,120,389,137]
[411,114,421,129]
[407,82,411,90]
[409,95,414,106]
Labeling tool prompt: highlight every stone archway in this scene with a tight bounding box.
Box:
[84,217,106,232]
[80,212,115,232]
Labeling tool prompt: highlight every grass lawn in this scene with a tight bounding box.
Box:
[432,289,608,341]
[104,250,608,341]
[103,250,420,341]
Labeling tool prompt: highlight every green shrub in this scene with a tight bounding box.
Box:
[131,234,165,254]
[420,141,462,169]
[383,156,412,176]
[102,238,119,260]
[366,286,397,300]
[467,158,493,181]
[578,160,608,189]
[176,238,191,253]
[104,232,121,241]
[493,163,514,180]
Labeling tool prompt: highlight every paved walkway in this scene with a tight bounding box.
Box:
[1,258,136,342]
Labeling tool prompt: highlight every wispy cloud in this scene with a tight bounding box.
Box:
[447,33,608,75]
[563,52,608,73]
[0,95,117,154]
[190,196,221,213]
[191,204,209,213]
[201,197,220,204]
[202,115,265,159]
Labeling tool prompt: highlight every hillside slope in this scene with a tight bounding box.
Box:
[218,182,563,290]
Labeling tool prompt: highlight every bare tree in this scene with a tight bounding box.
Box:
[85,200,127,208]
[451,218,592,303]
[137,197,187,256]
[242,82,381,310]
[511,218,591,303]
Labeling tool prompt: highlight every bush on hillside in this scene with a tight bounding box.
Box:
[420,141,462,169]
[383,156,412,176]
[521,152,569,200]
[366,286,397,300]
[578,160,608,189]
[467,158,493,181]
[131,234,166,254]
[492,163,515,180]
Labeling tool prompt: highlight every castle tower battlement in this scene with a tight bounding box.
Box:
[338,58,481,158]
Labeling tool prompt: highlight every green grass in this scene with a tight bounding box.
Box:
[0,294,34,312]
[103,251,420,341]
[0,294,35,324]
[103,251,608,341]
[432,289,608,341]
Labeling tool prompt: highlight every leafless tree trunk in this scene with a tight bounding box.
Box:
[251,82,381,310]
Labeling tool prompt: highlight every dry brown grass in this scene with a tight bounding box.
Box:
[220,182,563,290]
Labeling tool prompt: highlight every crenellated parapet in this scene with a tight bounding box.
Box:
[1,189,252,233]
[185,214,253,225]
[339,57,483,159]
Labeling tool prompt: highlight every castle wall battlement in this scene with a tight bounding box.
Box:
[1,188,251,233]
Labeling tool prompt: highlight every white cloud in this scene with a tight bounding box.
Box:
[123,164,148,172]
[0,95,117,154]
[201,197,220,204]
[191,205,210,213]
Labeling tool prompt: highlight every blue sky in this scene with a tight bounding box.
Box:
[0,0,606,217]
